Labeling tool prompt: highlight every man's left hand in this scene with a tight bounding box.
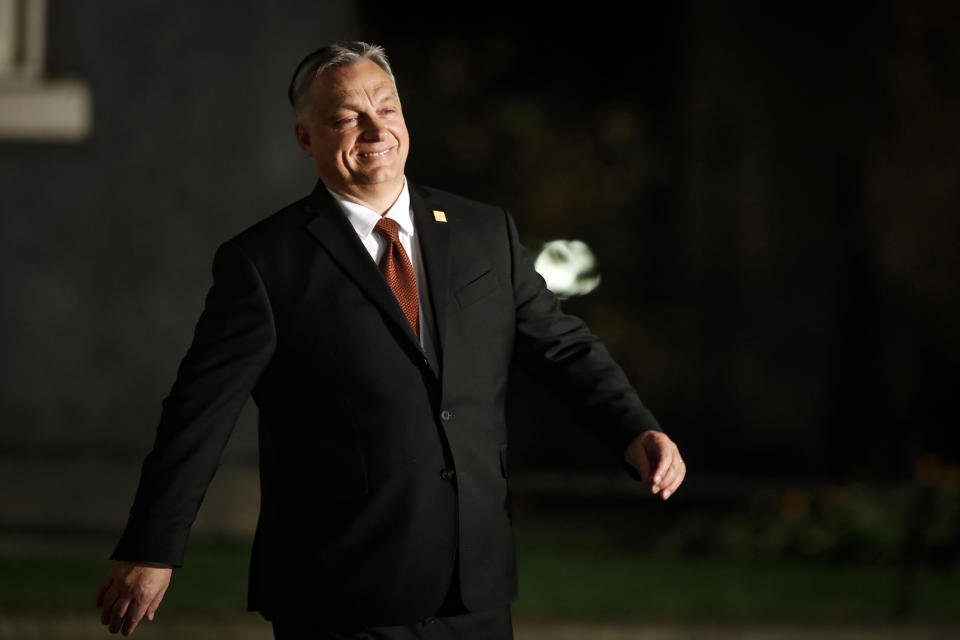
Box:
[625,431,686,500]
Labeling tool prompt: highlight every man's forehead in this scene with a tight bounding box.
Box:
[328,82,396,101]
[314,62,396,101]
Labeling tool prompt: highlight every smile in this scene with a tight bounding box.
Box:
[357,149,392,158]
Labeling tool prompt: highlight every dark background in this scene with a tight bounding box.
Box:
[0,0,958,631]
[357,0,959,482]
[5,2,955,473]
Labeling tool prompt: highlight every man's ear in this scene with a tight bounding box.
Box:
[294,122,311,156]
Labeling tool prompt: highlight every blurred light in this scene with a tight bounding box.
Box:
[534,239,601,298]
[0,80,92,140]
[0,0,92,141]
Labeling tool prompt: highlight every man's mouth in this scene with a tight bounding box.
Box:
[357,148,392,159]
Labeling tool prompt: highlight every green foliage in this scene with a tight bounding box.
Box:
[655,481,960,567]
[1,515,959,622]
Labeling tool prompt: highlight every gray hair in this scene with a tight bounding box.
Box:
[288,41,398,120]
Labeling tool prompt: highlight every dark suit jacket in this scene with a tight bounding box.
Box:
[112,179,661,627]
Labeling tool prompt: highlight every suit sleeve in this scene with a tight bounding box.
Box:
[504,209,662,457]
[112,241,276,567]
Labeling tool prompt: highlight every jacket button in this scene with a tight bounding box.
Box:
[440,409,452,422]
[440,469,456,481]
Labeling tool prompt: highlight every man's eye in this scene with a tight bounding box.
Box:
[337,117,357,127]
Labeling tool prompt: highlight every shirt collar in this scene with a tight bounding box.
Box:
[327,178,414,240]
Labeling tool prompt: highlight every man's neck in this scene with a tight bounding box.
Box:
[328,179,405,216]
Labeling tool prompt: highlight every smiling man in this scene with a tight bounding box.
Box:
[96,42,685,639]
[294,56,410,211]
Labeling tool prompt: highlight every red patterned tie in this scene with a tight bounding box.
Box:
[374,217,419,338]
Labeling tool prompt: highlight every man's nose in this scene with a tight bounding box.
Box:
[360,114,387,140]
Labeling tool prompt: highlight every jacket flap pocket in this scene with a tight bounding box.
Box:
[454,268,499,309]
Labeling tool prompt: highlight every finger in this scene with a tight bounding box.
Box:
[109,597,131,634]
[100,588,119,625]
[662,460,686,500]
[660,453,683,487]
[122,597,151,636]
[96,573,114,608]
[145,584,168,621]
[651,449,674,492]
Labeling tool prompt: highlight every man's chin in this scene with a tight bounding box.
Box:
[352,170,403,187]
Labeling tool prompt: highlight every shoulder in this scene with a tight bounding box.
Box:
[409,181,512,233]
[224,196,311,252]
[410,182,505,217]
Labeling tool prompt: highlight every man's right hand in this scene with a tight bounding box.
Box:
[96,560,172,636]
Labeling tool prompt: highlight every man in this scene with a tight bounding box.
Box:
[95,42,685,638]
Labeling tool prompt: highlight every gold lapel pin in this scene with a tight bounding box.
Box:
[432,210,447,223]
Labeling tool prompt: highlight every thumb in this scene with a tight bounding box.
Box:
[638,450,653,481]
[630,442,652,481]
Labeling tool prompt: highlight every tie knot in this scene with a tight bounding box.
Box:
[375,217,400,243]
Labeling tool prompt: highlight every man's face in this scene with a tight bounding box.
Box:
[295,59,409,199]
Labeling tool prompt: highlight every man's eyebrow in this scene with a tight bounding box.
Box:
[372,85,398,99]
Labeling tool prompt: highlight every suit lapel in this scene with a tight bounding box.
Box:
[410,182,451,371]
[303,182,423,355]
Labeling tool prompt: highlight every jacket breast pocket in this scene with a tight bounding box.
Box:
[454,268,500,309]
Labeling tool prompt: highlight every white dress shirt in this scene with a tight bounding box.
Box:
[326,178,437,362]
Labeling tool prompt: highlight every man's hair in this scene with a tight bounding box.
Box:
[288,41,398,120]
